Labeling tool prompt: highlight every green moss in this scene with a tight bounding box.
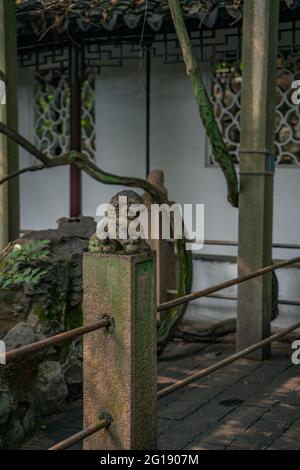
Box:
[64,303,83,331]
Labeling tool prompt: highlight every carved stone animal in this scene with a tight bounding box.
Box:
[89,190,152,255]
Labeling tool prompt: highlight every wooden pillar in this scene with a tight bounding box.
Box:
[69,43,82,218]
[142,170,177,316]
[145,46,151,178]
[5,0,19,242]
[83,252,157,450]
[237,0,280,358]
[0,0,8,249]
[0,0,19,248]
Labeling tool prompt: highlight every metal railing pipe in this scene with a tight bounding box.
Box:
[49,416,112,451]
[158,256,300,312]
[158,319,300,399]
[2,317,112,363]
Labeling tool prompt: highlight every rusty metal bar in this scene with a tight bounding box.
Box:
[207,240,300,250]
[166,289,300,307]
[169,239,300,250]
[157,256,300,312]
[205,240,300,250]
[158,318,300,399]
[49,416,112,451]
[207,293,300,307]
[2,317,112,363]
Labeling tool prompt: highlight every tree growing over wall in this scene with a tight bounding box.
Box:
[168,0,239,208]
[0,1,240,352]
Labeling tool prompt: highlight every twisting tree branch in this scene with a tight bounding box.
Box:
[168,0,239,207]
[0,121,167,203]
[0,120,193,354]
[0,164,45,185]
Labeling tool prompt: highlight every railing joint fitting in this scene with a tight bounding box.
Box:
[102,314,115,333]
[99,411,113,426]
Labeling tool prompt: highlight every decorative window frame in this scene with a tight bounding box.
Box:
[207,52,300,167]
[34,70,96,160]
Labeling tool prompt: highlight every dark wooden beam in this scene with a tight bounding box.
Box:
[69,42,82,218]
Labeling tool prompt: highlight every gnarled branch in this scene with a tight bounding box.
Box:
[0,121,167,203]
[0,120,193,354]
[0,164,45,185]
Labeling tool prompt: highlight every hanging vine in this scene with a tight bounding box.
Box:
[168,0,239,208]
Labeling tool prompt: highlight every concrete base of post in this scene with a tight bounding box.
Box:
[83,252,157,450]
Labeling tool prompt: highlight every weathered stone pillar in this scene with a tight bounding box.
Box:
[83,252,157,450]
[237,0,280,358]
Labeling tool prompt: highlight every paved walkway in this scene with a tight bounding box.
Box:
[20,333,300,450]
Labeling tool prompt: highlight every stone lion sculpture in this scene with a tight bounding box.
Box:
[89,190,152,255]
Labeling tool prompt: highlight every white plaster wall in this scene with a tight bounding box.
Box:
[187,259,300,330]
[18,68,69,231]
[17,60,300,326]
[82,61,146,217]
[18,60,300,253]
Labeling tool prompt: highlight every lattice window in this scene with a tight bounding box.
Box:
[209,52,300,166]
[34,71,96,160]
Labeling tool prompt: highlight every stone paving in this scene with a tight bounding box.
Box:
[19,333,300,450]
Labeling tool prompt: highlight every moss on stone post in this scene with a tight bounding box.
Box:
[83,252,157,450]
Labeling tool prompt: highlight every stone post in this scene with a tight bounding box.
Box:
[83,252,157,450]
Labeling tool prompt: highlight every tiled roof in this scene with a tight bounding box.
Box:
[16,0,241,38]
[16,0,300,40]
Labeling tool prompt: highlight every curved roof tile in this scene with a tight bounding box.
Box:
[16,0,300,40]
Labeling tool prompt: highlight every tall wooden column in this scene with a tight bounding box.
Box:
[0,0,19,248]
[5,0,19,241]
[69,43,82,218]
[0,0,8,249]
[237,0,280,359]
[145,46,151,178]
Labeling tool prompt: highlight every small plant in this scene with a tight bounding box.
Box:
[0,240,50,289]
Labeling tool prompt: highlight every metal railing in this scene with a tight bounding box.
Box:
[3,317,113,363]
[201,240,300,250]
[158,319,300,399]
[49,415,113,451]
[195,292,300,307]
[157,256,300,312]
[0,315,114,450]
[2,255,300,450]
